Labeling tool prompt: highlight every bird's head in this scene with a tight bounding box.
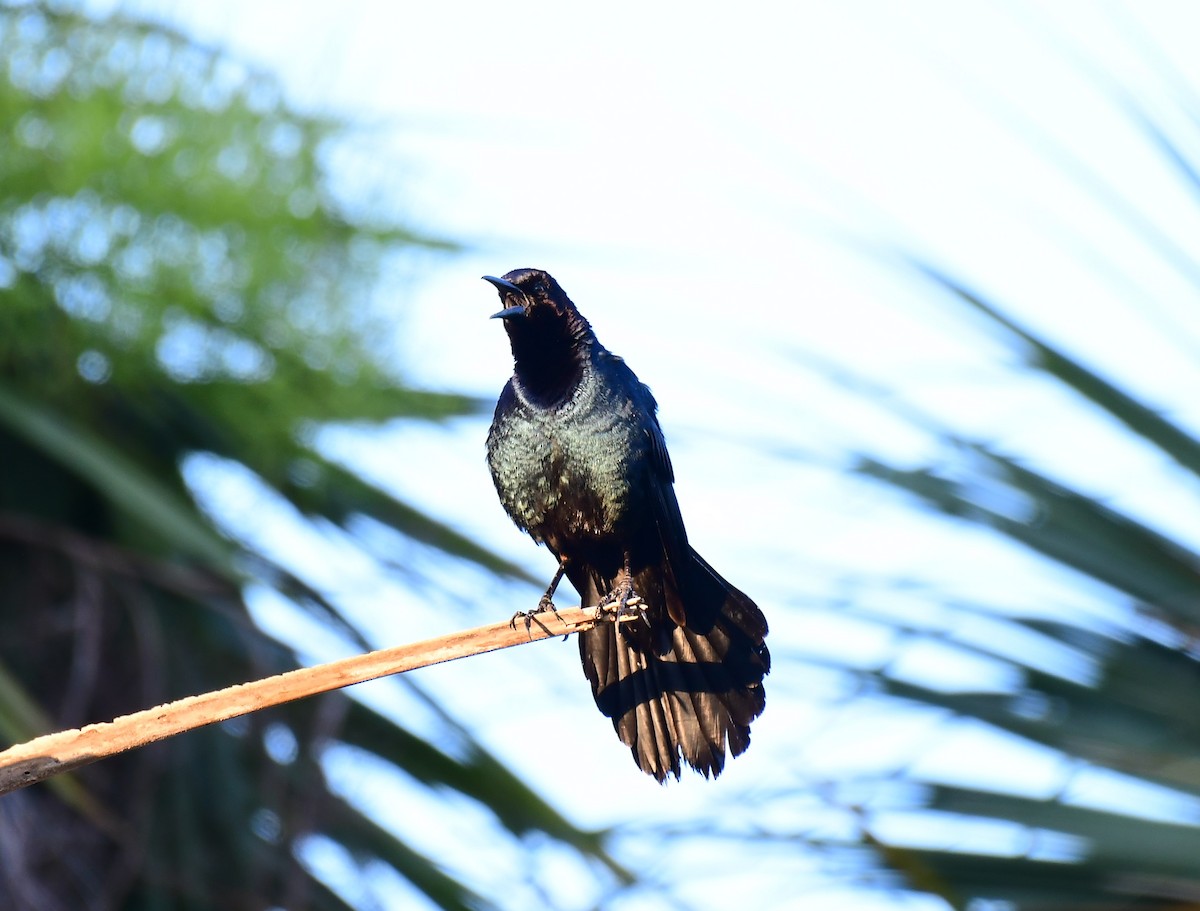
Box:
[483,268,593,350]
[482,268,573,321]
[483,269,594,396]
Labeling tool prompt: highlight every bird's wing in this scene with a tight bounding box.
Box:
[641,390,693,628]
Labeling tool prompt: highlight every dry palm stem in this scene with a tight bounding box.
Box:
[0,605,600,796]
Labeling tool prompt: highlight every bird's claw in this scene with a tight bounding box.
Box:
[509,596,561,637]
[596,585,645,623]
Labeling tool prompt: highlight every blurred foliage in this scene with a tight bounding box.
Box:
[0,4,621,910]
[800,216,1200,903]
[745,23,1200,910]
[844,265,1200,908]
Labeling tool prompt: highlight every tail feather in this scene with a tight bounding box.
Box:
[578,547,769,782]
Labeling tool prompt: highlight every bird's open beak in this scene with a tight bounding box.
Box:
[490,305,526,320]
[482,275,528,319]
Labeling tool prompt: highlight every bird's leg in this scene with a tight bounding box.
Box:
[538,559,567,612]
[510,558,568,634]
[597,552,643,622]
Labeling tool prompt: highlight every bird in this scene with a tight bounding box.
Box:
[483,268,770,781]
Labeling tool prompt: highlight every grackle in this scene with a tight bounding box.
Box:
[484,268,769,781]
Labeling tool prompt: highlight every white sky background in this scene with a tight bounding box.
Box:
[104,1,1200,909]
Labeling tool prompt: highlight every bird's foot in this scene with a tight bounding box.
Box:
[509,595,560,637]
[596,580,645,624]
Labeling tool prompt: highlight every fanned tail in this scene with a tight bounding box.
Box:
[578,548,770,782]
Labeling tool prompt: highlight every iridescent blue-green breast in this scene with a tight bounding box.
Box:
[487,352,652,549]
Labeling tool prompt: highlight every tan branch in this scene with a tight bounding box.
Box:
[0,605,600,796]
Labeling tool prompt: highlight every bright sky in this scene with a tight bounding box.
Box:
[109,1,1200,909]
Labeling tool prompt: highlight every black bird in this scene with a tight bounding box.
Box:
[483,268,769,781]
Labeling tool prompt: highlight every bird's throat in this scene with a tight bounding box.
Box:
[507,312,591,406]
